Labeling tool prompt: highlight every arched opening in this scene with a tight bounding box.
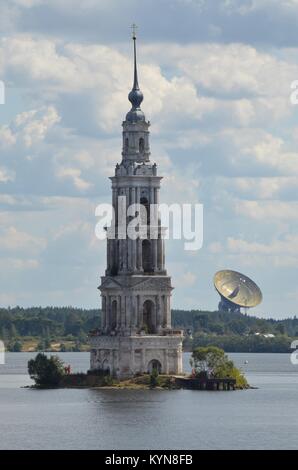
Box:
[142,240,152,273]
[111,300,117,330]
[124,137,129,152]
[140,196,150,224]
[102,360,110,375]
[148,359,162,374]
[139,137,145,153]
[143,299,156,334]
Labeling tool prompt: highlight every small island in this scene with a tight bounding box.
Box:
[27,346,249,391]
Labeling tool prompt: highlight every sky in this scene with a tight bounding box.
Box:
[0,0,298,318]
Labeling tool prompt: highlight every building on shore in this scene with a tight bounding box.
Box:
[89,31,183,379]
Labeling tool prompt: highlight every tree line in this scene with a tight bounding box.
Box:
[0,306,297,352]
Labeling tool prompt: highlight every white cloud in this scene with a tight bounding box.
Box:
[226,234,298,267]
[181,271,197,286]
[0,167,15,183]
[222,128,298,175]
[207,233,298,268]
[12,0,42,7]
[0,9,298,313]
[8,258,39,269]
[56,167,92,191]
[233,176,298,199]
[0,126,17,148]
[14,106,61,147]
[234,199,298,220]
[0,226,46,254]
[223,0,298,15]
[0,105,60,149]
[1,36,296,138]
[227,234,298,255]
[144,42,298,98]
[208,241,223,253]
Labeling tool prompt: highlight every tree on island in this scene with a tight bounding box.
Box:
[190,346,248,389]
[150,367,160,388]
[28,353,65,387]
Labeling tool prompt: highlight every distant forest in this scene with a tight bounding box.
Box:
[0,306,297,352]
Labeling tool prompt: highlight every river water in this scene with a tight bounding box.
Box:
[0,352,297,449]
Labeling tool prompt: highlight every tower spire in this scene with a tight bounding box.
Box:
[132,24,139,91]
[126,24,144,122]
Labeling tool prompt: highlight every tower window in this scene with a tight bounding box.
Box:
[139,137,144,153]
[111,300,117,330]
[143,300,156,334]
[125,138,129,152]
[142,240,152,273]
[140,196,150,224]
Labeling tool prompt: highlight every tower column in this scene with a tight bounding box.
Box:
[117,295,121,329]
[141,348,146,373]
[125,187,130,272]
[136,186,143,272]
[164,349,169,374]
[150,187,154,205]
[112,188,117,210]
[101,296,106,330]
[120,294,126,330]
[130,187,137,272]
[157,235,162,270]
[152,239,157,272]
[165,295,171,328]
[136,186,140,204]
[156,294,161,332]
[132,295,137,329]
[106,296,111,332]
[106,239,110,274]
[156,188,160,205]
[139,295,143,328]
[137,237,142,271]
[131,348,135,374]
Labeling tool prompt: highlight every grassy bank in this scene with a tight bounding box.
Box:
[58,373,181,390]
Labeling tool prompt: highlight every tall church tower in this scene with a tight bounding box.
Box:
[90,30,183,378]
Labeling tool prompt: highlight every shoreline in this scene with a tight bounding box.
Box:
[6,348,293,354]
[24,373,251,391]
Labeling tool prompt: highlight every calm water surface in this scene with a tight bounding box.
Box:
[0,352,297,449]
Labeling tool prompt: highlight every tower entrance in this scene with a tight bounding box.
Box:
[148,359,162,374]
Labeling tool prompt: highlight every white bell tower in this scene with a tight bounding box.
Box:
[90,28,183,378]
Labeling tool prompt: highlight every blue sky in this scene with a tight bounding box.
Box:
[1,0,298,317]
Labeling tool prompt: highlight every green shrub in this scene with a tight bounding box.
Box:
[9,340,22,352]
[102,374,114,386]
[190,346,248,389]
[28,353,65,387]
[150,368,160,388]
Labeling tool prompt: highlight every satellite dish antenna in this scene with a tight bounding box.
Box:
[214,270,262,313]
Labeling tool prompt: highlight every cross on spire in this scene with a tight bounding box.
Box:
[126,24,144,121]
[131,23,138,40]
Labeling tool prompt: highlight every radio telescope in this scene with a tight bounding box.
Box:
[214,270,262,313]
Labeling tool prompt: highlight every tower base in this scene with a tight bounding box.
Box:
[89,334,183,379]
